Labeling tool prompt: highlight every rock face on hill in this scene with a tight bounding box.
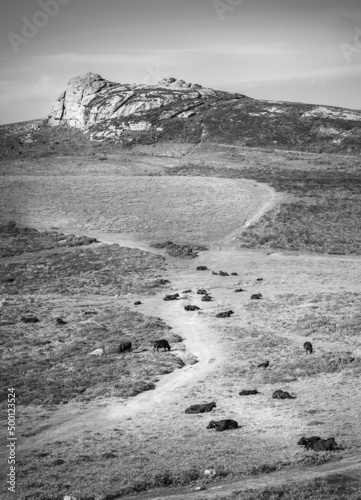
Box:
[48,72,240,137]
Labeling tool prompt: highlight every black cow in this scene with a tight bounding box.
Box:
[21,316,39,323]
[298,436,321,450]
[185,402,217,414]
[197,289,207,295]
[272,390,296,399]
[304,341,313,354]
[183,289,192,293]
[251,293,262,300]
[55,317,67,325]
[156,279,170,285]
[207,419,238,432]
[257,360,269,369]
[212,271,219,275]
[184,305,200,311]
[239,389,260,396]
[134,301,142,305]
[216,310,234,318]
[196,266,208,271]
[119,341,132,354]
[312,437,338,452]
[256,278,263,281]
[219,271,229,276]
[153,339,171,352]
[231,272,238,276]
[234,288,245,292]
[201,295,212,302]
[163,293,179,301]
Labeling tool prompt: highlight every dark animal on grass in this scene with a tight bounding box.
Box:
[201,295,212,302]
[184,305,200,311]
[234,288,244,292]
[272,390,296,399]
[256,278,263,281]
[312,437,338,452]
[251,293,262,300]
[207,419,238,432]
[197,289,207,295]
[257,360,269,369]
[134,301,142,305]
[156,279,170,285]
[304,341,313,354]
[231,272,238,276]
[153,339,171,352]
[183,289,192,293]
[185,402,217,414]
[119,341,132,355]
[21,316,39,323]
[215,310,234,318]
[219,271,229,276]
[163,293,179,301]
[55,317,67,326]
[196,266,208,271]
[298,436,321,450]
[239,389,260,396]
[212,271,219,275]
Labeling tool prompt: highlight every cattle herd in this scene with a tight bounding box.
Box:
[118,264,340,452]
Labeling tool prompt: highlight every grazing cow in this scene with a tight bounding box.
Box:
[231,272,238,276]
[256,278,263,281]
[212,271,219,275]
[201,295,212,302]
[272,390,296,399]
[251,293,262,300]
[163,293,179,301]
[184,305,200,311]
[298,436,321,450]
[239,389,260,396]
[134,301,142,305]
[183,289,192,293]
[185,402,217,414]
[153,339,171,352]
[312,437,338,452]
[215,310,234,318]
[304,341,313,354]
[207,419,238,432]
[55,317,67,325]
[219,271,229,276]
[234,288,244,292]
[21,316,39,323]
[119,341,132,355]
[197,289,207,295]
[196,266,208,271]
[257,360,269,369]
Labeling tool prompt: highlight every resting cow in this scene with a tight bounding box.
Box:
[153,339,171,352]
[196,266,208,271]
[163,293,179,301]
[207,419,238,432]
[304,341,313,354]
[134,301,142,305]
[312,437,337,451]
[212,271,219,275]
[231,272,238,276]
[215,310,234,318]
[257,360,269,369]
[234,288,245,292]
[201,295,212,302]
[197,289,207,295]
[219,271,229,276]
[251,293,262,300]
[185,402,217,414]
[298,436,321,450]
[184,305,200,311]
[272,390,296,399]
[119,341,132,355]
[239,389,260,396]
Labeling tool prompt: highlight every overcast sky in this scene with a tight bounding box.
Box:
[0,0,360,124]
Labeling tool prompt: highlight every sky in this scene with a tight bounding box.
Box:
[0,0,360,124]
